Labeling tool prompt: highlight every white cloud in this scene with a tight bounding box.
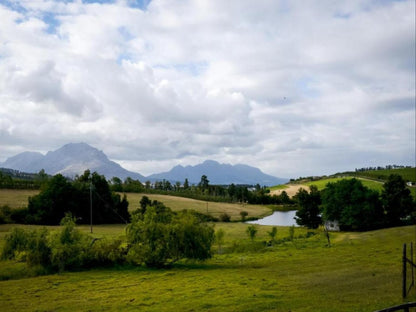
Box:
[0,0,414,178]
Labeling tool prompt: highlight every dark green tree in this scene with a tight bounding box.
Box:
[198,175,209,191]
[183,178,189,190]
[294,186,322,229]
[28,174,78,224]
[382,174,414,226]
[321,179,384,231]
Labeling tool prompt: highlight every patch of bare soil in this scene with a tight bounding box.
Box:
[270,184,310,197]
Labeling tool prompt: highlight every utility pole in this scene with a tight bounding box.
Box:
[90,181,93,233]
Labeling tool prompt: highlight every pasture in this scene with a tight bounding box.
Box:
[0,190,272,221]
[0,223,415,311]
[122,193,273,221]
[0,189,39,209]
[305,177,384,193]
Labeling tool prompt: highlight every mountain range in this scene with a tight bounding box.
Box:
[0,143,287,186]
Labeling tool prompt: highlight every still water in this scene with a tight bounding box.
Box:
[246,210,298,226]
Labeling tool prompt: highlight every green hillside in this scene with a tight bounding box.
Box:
[353,167,415,182]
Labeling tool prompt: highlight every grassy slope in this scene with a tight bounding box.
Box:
[0,189,39,209]
[0,190,272,220]
[305,177,384,193]
[354,168,416,182]
[0,224,415,311]
[122,193,272,221]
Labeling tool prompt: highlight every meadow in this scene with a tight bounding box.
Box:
[305,177,385,193]
[0,190,273,221]
[0,223,415,311]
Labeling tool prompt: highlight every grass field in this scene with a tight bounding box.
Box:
[0,189,39,209]
[354,168,416,183]
[0,223,415,311]
[0,190,273,221]
[121,193,273,221]
[305,177,385,193]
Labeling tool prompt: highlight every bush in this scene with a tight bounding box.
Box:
[240,211,248,221]
[1,227,29,260]
[126,203,214,267]
[246,225,258,241]
[219,213,231,222]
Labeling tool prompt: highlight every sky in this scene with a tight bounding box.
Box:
[0,0,415,179]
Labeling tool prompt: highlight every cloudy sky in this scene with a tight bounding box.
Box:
[0,0,414,179]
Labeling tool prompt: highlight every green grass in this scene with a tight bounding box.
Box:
[267,184,288,192]
[122,193,272,221]
[0,223,415,311]
[306,177,384,193]
[0,189,39,208]
[354,167,416,182]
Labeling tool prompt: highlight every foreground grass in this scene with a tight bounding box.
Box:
[0,224,415,311]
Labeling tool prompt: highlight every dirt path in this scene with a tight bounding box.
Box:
[270,184,310,197]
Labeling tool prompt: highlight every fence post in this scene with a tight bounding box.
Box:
[403,243,407,299]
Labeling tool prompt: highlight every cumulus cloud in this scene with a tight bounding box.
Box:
[0,0,414,178]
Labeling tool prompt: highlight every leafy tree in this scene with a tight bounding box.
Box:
[183,178,189,190]
[27,171,130,225]
[321,179,384,231]
[28,174,78,224]
[198,175,209,191]
[219,213,231,222]
[240,211,248,221]
[126,203,214,267]
[294,186,322,229]
[382,174,414,226]
[109,177,123,192]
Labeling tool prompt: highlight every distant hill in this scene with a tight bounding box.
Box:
[0,143,145,181]
[147,160,287,186]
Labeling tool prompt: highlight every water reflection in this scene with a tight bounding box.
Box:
[246,210,298,226]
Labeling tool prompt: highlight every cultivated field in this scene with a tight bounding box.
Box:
[0,223,415,311]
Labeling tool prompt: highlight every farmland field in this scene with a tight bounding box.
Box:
[123,193,273,220]
[0,189,39,208]
[0,223,415,311]
[0,189,273,221]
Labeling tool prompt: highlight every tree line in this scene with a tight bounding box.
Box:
[294,174,415,231]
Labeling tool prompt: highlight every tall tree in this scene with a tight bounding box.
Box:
[321,179,384,231]
[382,174,414,226]
[294,186,322,229]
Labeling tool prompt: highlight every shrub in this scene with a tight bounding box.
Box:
[0,205,12,224]
[246,225,258,241]
[126,204,214,267]
[240,211,248,221]
[49,214,89,271]
[1,227,29,260]
[219,213,231,222]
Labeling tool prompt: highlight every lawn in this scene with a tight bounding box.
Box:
[0,223,415,311]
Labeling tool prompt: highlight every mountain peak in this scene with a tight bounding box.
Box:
[148,160,287,186]
[1,143,145,181]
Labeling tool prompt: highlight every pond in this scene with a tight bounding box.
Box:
[246,210,298,226]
